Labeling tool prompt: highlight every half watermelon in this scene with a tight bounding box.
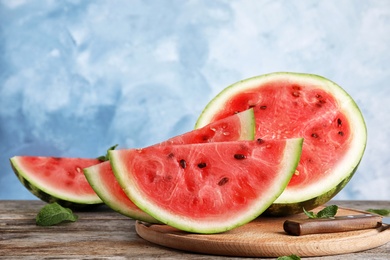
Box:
[10,156,103,207]
[110,138,303,234]
[84,109,255,222]
[196,72,367,215]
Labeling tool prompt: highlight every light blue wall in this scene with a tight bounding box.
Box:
[1,0,389,200]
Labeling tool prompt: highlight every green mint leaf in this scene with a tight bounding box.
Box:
[277,254,301,260]
[303,205,338,219]
[97,144,118,161]
[36,202,78,226]
[317,205,338,218]
[303,207,316,218]
[366,208,390,216]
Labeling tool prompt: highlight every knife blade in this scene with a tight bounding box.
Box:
[283,214,384,236]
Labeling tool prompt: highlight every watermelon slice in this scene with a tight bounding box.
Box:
[110,138,303,234]
[195,72,367,215]
[10,156,103,207]
[84,109,255,222]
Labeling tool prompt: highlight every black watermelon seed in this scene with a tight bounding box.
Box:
[260,105,267,110]
[218,177,229,186]
[338,131,344,136]
[311,133,319,138]
[197,162,207,168]
[234,154,246,160]
[337,118,342,127]
[179,159,186,169]
[257,138,265,144]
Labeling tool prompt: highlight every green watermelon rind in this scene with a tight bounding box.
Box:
[83,162,161,223]
[195,72,367,214]
[266,166,357,215]
[10,157,103,207]
[110,138,303,234]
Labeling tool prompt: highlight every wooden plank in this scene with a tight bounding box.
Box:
[0,200,229,259]
[0,200,389,259]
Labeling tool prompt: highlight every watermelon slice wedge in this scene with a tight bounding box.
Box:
[84,109,255,222]
[195,72,367,215]
[110,138,303,234]
[10,156,103,207]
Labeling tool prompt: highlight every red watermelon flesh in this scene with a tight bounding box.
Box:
[212,84,351,190]
[10,156,103,206]
[110,138,303,233]
[84,109,255,221]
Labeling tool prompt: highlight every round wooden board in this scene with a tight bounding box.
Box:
[135,207,390,257]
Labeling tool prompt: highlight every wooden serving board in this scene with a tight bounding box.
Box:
[135,207,390,257]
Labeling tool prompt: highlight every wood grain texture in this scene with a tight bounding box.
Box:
[0,200,389,259]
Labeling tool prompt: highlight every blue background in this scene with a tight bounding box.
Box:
[1,0,389,200]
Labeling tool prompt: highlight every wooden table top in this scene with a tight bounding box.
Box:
[1,200,389,259]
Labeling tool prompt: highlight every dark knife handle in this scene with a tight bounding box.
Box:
[283,214,382,236]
